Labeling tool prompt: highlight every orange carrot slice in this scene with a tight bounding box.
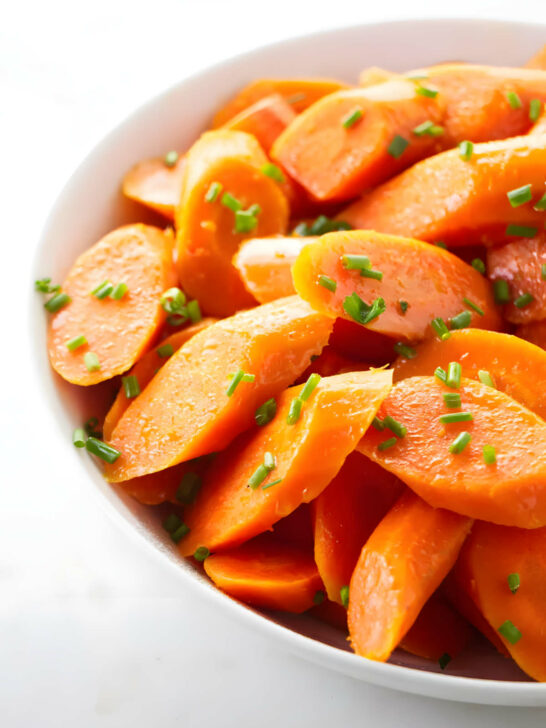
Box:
[358,375,546,528]
[47,224,175,385]
[122,155,186,220]
[297,347,369,381]
[348,490,472,661]
[105,296,333,482]
[118,458,208,505]
[516,319,546,349]
[178,368,393,555]
[224,93,297,152]
[291,230,500,341]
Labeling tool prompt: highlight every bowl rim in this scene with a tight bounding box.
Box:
[30,16,546,706]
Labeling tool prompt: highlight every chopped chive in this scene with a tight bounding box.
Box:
[163,150,179,167]
[262,478,282,490]
[300,373,321,401]
[163,513,181,533]
[439,411,473,424]
[85,436,121,463]
[413,120,444,136]
[478,370,496,388]
[383,415,407,438]
[84,416,102,438]
[255,398,277,426]
[507,184,532,208]
[342,254,371,271]
[205,181,222,202]
[343,293,386,326]
[287,397,303,425]
[286,92,306,104]
[394,342,417,359]
[234,208,258,234]
[471,258,486,275]
[194,546,210,562]
[35,277,60,294]
[506,224,538,238]
[66,334,87,351]
[73,428,86,448]
[122,375,140,399]
[463,298,484,316]
[160,287,186,314]
[260,162,285,183]
[44,292,71,313]
[110,282,128,300]
[443,393,461,408]
[498,620,522,645]
[458,140,473,161]
[534,193,546,211]
[378,437,397,451]
[84,352,100,372]
[387,134,409,159]
[514,292,534,308]
[431,317,451,341]
[360,267,383,281]
[186,299,202,323]
[372,416,385,431]
[529,98,542,122]
[483,444,497,465]
[318,275,337,292]
[340,585,350,608]
[449,431,471,454]
[171,522,190,543]
[248,463,269,489]
[433,241,447,249]
[91,280,114,299]
[313,590,325,605]
[167,311,188,327]
[415,84,438,98]
[450,311,472,329]
[226,369,253,396]
[506,91,522,109]
[303,215,352,236]
[263,452,276,471]
[446,362,461,389]
[342,107,363,129]
[542,264,546,281]
[157,343,174,358]
[399,300,409,314]
[434,366,447,383]
[293,222,310,236]
[176,472,202,504]
[241,373,255,383]
[507,573,520,594]
[493,279,511,304]
[438,653,452,670]
[221,192,242,212]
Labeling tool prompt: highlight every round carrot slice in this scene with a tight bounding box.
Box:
[122,155,186,220]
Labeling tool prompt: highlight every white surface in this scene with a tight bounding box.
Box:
[2,1,546,725]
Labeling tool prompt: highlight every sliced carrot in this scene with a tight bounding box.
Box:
[393,328,546,420]
[487,233,546,324]
[297,346,369,381]
[103,318,216,440]
[358,375,546,528]
[270,503,313,551]
[516,319,546,349]
[118,458,208,505]
[454,521,546,681]
[525,45,546,70]
[175,130,289,317]
[47,224,175,386]
[328,318,396,365]
[529,106,546,134]
[340,135,546,247]
[292,230,500,341]
[312,451,404,603]
[271,79,444,201]
[122,155,186,220]
[211,78,349,128]
[358,67,400,87]
[348,490,472,661]
[224,93,297,153]
[178,368,393,555]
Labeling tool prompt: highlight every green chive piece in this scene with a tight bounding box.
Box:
[413,120,444,136]
[387,134,409,159]
[493,279,511,304]
[44,292,71,313]
[342,254,371,271]
[506,91,522,109]
[293,222,310,236]
[255,398,277,426]
[378,437,397,451]
[318,275,337,292]
[163,513,181,533]
[506,224,538,238]
[205,181,222,202]
[343,293,386,326]
[85,436,121,463]
[435,366,447,383]
[514,292,534,309]
[313,590,325,605]
[449,431,471,454]
[471,258,486,275]
[438,653,452,670]
[507,184,532,208]
[439,411,473,424]
[498,620,522,645]
[110,282,128,300]
[478,370,496,388]
[35,277,60,294]
[450,311,472,329]
[186,299,202,323]
[241,373,255,383]
[73,428,86,448]
[360,267,383,281]
[84,352,100,372]
[260,162,285,183]
[248,464,269,489]
[287,397,303,425]
[342,107,363,129]
[167,311,188,327]
[194,547,210,562]
[383,415,407,438]
[446,362,461,389]
[160,287,186,314]
[399,300,409,313]
[171,522,190,543]
[463,298,484,316]
[226,369,252,397]
[262,478,282,490]
[372,416,385,431]
[483,444,497,465]
[443,393,462,408]
[507,573,520,594]
[122,375,140,399]
[91,280,114,299]
[163,150,179,167]
[340,585,350,608]
[534,193,546,211]
[157,343,174,358]
[66,335,87,351]
[263,451,276,471]
[458,140,474,161]
[394,342,417,359]
[541,264,546,281]
[84,416,102,438]
[221,192,242,212]
[234,209,259,234]
[176,472,202,504]
[415,84,438,98]
[434,241,447,249]
[300,373,321,402]
[431,317,451,341]
[529,98,542,122]
[302,215,352,235]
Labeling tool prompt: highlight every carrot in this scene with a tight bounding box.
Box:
[487,233,546,324]
[270,503,313,551]
[525,45,546,70]
[122,155,186,220]
[530,107,546,134]
[203,535,323,613]
[211,78,349,128]
[340,135,546,247]
[103,318,216,440]
[178,368,393,555]
[118,458,209,505]
[358,67,401,87]
[47,224,176,386]
[358,375,546,528]
[104,296,333,482]
[453,521,546,681]
[233,235,310,303]
[297,347,369,381]
[516,319,546,349]
[291,230,500,341]
[348,490,472,661]
[328,318,396,365]
[271,79,445,201]
[175,130,289,317]
[312,451,404,603]
[224,93,297,153]
[393,329,546,420]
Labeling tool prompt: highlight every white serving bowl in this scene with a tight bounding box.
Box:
[31,17,546,706]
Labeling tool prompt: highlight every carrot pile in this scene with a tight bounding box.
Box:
[38,45,546,682]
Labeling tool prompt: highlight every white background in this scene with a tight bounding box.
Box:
[2,1,546,725]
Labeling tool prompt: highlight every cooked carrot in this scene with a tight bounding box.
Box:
[340,135,546,246]
[525,45,546,70]
[358,375,546,528]
[211,78,349,128]
[312,451,404,603]
[122,155,186,220]
[47,224,176,386]
[487,233,546,324]
[393,329,546,420]
[297,347,369,381]
[292,230,500,341]
[224,93,297,152]
[178,369,393,555]
[358,67,401,87]
[348,490,472,661]
[270,503,313,551]
[516,319,546,349]
[530,107,546,134]
[118,459,208,505]
[104,296,333,482]
[454,521,546,681]
[233,235,310,303]
[271,79,445,201]
[309,598,348,631]
[175,130,289,317]
[103,318,216,440]
[328,318,396,366]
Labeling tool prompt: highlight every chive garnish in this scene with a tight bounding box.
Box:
[507,573,520,594]
[383,415,407,438]
[263,451,276,471]
[73,428,86,448]
[85,437,121,463]
[498,620,522,645]
[378,437,397,451]
[248,463,269,489]
[313,590,325,605]
[458,140,473,161]
[514,292,534,308]
[171,522,190,543]
[342,107,363,129]
[84,352,100,372]
[176,472,202,504]
[262,478,282,490]
[415,84,438,98]
[399,300,409,313]
[360,268,383,281]
[167,311,188,327]
[394,342,417,359]
[234,209,259,234]
[163,513,181,533]
[529,99,542,122]
[205,181,222,202]
[449,431,471,454]
[343,293,386,326]
[318,275,337,292]
[91,280,114,299]
[163,150,179,168]
[439,412,473,424]
[372,416,385,431]
[413,120,444,136]
[122,375,140,399]
[471,258,486,275]
[493,279,511,304]
[542,264,546,281]
[44,292,71,313]
[443,393,461,408]
[507,184,532,208]
[287,397,303,425]
[438,653,452,670]
[255,398,277,426]
[66,335,87,351]
[446,362,461,388]
[506,91,522,109]
[221,192,242,212]
[187,299,202,323]
[483,445,497,465]
[194,547,210,562]
[300,373,321,401]
[340,585,350,608]
[35,277,60,294]
[434,241,447,249]
[342,254,371,271]
[534,193,546,211]
[478,370,496,388]
[157,343,174,358]
[435,366,447,383]
[84,416,102,438]
[463,298,484,316]
[226,368,252,397]
[110,282,128,300]
[450,311,471,329]
[506,224,538,238]
[261,162,285,183]
[431,317,451,341]
[387,134,409,159]
[160,287,186,314]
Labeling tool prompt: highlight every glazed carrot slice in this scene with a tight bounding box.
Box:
[122,155,186,220]
[47,224,175,386]
[224,93,297,152]
[525,45,546,70]
[271,79,444,201]
[118,459,208,506]
[328,318,396,366]
[203,535,323,613]
[487,233,546,324]
[530,107,546,134]
[312,451,403,603]
[175,130,289,317]
[233,235,310,303]
[393,329,546,420]
[103,318,216,440]
[178,368,393,555]
[297,347,369,381]
[291,230,500,341]
[340,135,546,247]
[348,490,472,661]
[105,296,333,482]
[358,375,546,528]
[211,78,349,128]
[516,319,546,349]
[454,521,546,681]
